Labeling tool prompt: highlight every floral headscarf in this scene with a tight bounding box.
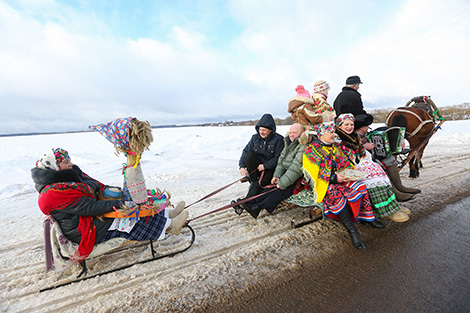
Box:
[335,113,355,126]
[89,117,133,151]
[309,121,336,137]
[36,148,70,171]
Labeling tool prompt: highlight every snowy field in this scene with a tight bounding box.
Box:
[1,120,469,312]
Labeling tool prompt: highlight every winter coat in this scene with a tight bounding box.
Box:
[31,164,121,244]
[239,114,285,171]
[273,136,306,190]
[288,95,335,126]
[333,87,367,117]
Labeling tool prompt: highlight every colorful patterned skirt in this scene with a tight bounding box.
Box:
[323,180,375,222]
[98,210,170,243]
[356,160,400,218]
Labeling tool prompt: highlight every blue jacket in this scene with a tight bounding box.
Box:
[239,114,284,170]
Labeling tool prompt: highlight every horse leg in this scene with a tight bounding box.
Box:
[409,155,419,178]
[418,141,429,168]
[414,157,420,177]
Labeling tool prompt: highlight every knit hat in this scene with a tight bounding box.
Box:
[312,80,330,95]
[295,85,311,98]
[336,113,355,126]
[36,148,70,171]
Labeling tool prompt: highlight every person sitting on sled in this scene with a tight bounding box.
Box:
[335,113,410,222]
[31,148,188,263]
[354,114,420,201]
[302,122,383,250]
[287,81,336,127]
[239,123,307,218]
[238,113,284,198]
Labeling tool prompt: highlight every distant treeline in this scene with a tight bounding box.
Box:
[228,102,470,126]
[2,102,468,137]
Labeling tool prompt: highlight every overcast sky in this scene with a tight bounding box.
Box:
[1,0,469,134]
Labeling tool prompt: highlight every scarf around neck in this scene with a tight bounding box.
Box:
[303,140,353,203]
[336,127,365,164]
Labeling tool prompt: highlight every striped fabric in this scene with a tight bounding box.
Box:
[323,180,375,222]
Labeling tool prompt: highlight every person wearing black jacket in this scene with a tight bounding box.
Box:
[238,113,284,199]
[333,75,369,117]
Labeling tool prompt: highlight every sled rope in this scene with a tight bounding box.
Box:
[185,168,276,223]
[184,168,267,210]
[186,187,277,223]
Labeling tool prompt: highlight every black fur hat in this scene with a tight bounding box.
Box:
[354,114,374,130]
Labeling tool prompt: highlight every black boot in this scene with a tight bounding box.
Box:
[232,199,244,216]
[337,209,365,250]
[361,219,385,228]
[241,203,262,219]
[386,164,421,194]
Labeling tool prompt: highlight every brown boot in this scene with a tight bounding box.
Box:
[392,185,415,202]
[386,164,421,194]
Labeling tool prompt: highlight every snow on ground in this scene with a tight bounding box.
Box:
[1,121,469,312]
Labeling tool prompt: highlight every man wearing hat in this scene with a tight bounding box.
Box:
[333,75,369,117]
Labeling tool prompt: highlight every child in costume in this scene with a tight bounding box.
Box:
[288,81,336,127]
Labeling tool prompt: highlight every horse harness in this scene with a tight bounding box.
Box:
[386,108,434,138]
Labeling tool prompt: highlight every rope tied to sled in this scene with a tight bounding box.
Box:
[184,168,277,224]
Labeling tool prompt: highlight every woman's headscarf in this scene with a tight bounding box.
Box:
[335,113,355,126]
[309,121,336,137]
[89,117,133,152]
[36,148,70,171]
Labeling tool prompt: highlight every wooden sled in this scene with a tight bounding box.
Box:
[282,189,324,228]
[40,218,195,292]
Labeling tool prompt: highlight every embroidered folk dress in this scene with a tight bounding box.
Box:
[336,129,400,218]
[302,138,375,223]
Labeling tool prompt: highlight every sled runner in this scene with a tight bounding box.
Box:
[40,218,195,292]
[283,189,324,228]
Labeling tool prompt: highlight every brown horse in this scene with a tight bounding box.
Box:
[385,96,442,178]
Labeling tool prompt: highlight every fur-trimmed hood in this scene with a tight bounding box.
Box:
[31,165,85,193]
[288,96,314,113]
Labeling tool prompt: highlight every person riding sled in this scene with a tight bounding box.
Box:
[288,81,336,127]
[237,113,285,199]
[302,122,384,250]
[31,148,188,264]
[335,114,410,222]
[354,115,421,199]
[240,123,306,218]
